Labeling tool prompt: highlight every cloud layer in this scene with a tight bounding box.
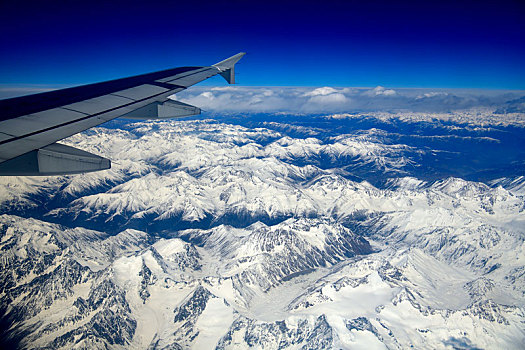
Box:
[2,84,523,115]
[175,86,525,114]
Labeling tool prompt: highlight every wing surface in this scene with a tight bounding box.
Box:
[0,52,245,175]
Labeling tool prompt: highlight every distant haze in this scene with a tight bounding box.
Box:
[175,86,525,114]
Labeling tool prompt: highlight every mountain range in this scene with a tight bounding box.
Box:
[0,110,524,349]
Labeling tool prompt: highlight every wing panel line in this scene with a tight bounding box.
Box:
[0,67,225,146]
[60,107,90,115]
[109,93,137,101]
[0,88,171,147]
[0,66,201,122]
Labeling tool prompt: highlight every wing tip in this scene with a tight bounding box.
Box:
[213,52,246,70]
[213,52,246,84]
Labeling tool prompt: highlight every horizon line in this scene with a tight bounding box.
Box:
[1,83,524,100]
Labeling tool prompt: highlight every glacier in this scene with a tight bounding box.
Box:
[0,109,524,349]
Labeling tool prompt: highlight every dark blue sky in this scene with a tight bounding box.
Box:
[1,0,524,89]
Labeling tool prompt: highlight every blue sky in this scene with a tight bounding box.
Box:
[0,0,524,90]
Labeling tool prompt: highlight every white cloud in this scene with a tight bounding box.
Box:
[364,86,397,96]
[211,86,239,91]
[172,86,523,114]
[308,93,348,103]
[416,92,449,99]
[303,87,339,97]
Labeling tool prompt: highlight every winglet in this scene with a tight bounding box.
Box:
[212,52,246,84]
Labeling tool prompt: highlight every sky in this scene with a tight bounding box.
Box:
[0,0,524,92]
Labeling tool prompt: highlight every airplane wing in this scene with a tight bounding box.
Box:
[0,52,245,176]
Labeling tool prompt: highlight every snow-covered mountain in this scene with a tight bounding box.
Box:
[0,112,524,349]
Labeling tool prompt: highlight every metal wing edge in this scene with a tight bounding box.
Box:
[0,52,245,176]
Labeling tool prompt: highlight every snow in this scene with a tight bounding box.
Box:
[0,116,524,349]
[345,330,387,350]
[193,298,234,349]
[153,238,186,257]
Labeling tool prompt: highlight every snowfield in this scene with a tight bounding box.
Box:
[0,111,524,349]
